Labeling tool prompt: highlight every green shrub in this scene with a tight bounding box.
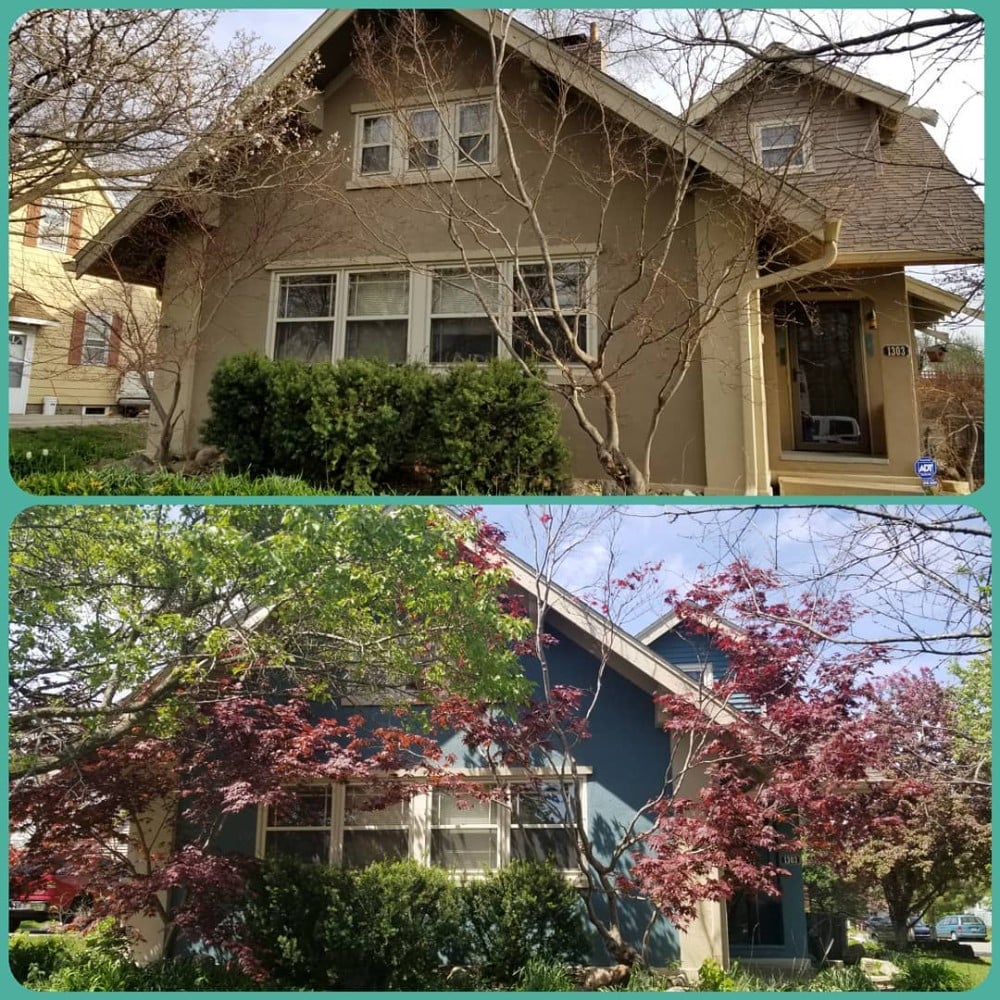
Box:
[806,964,877,991]
[239,856,356,990]
[9,930,85,985]
[200,353,568,494]
[696,957,739,991]
[462,859,589,985]
[16,467,323,496]
[241,857,462,990]
[350,860,464,989]
[427,360,570,494]
[515,956,576,991]
[890,955,971,991]
[200,352,276,473]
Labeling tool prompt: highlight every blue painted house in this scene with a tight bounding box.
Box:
[131,546,807,974]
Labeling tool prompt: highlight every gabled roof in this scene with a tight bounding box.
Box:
[687,42,938,127]
[635,607,743,647]
[75,9,833,284]
[496,545,739,724]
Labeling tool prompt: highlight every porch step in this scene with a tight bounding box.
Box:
[776,474,925,496]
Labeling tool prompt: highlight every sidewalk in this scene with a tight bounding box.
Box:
[8,414,142,429]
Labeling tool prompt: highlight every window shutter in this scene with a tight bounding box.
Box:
[23,201,42,246]
[67,207,85,254]
[68,310,87,365]
[107,313,123,369]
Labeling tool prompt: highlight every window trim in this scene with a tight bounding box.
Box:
[266,258,597,368]
[81,311,113,366]
[255,773,590,881]
[36,199,73,253]
[755,118,813,173]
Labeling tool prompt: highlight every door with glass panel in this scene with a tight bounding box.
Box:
[779,300,869,453]
[9,331,34,414]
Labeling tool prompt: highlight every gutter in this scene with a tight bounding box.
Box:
[740,218,843,495]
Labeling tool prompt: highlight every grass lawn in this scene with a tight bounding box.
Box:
[938,954,991,989]
[10,423,146,477]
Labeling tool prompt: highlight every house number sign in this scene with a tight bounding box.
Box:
[882,344,910,357]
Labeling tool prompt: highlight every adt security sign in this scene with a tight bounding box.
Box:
[914,456,938,486]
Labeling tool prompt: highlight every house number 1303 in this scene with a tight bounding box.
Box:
[882,344,910,357]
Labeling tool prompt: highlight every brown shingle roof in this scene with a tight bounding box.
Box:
[789,117,983,260]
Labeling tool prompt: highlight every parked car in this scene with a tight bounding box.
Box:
[911,919,936,943]
[934,913,988,942]
[865,914,895,941]
[9,868,91,931]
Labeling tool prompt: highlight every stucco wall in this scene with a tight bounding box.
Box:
[151,14,778,490]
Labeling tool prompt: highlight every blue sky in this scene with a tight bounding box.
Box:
[469,504,988,676]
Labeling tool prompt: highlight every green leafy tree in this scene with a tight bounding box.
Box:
[9,505,531,782]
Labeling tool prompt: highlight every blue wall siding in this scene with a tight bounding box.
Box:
[190,620,806,964]
[647,625,807,962]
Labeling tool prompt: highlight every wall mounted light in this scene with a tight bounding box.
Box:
[865,308,878,331]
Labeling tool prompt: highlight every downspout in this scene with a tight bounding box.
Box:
[740,217,843,495]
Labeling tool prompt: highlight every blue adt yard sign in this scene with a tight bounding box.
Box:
[914,456,938,487]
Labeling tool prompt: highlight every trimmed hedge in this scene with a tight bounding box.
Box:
[9,931,85,985]
[201,354,570,494]
[239,857,588,989]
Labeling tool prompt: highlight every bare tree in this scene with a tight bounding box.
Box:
[9,9,284,214]
[58,60,345,462]
[331,9,841,494]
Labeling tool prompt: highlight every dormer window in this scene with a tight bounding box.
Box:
[352,96,497,186]
[756,120,811,171]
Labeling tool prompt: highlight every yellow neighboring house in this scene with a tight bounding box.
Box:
[8,183,159,415]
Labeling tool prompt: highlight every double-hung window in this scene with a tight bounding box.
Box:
[510,782,577,868]
[430,267,501,362]
[407,109,442,170]
[513,261,589,361]
[342,786,410,867]
[262,785,333,864]
[81,312,112,366]
[360,114,392,175]
[757,121,810,171]
[430,793,501,871]
[345,271,410,363]
[457,102,492,164]
[274,274,337,363]
[36,199,72,252]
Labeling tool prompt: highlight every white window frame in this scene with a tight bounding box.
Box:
[255,772,590,882]
[349,95,499,187]
[344,269,412,363]
[267,258,597,369]
[755,119,812,173]
[36,199,72,253]
[273,272,339,363]
[81,311,112,366]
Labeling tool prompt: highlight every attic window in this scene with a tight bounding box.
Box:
[36,199,72,252]
[757,121,811,171]
[352,97,496,185]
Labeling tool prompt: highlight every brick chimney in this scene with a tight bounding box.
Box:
[551,21,605,71]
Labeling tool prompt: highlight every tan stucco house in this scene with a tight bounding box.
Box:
[8,184,160,416]
[74,10,983,495]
